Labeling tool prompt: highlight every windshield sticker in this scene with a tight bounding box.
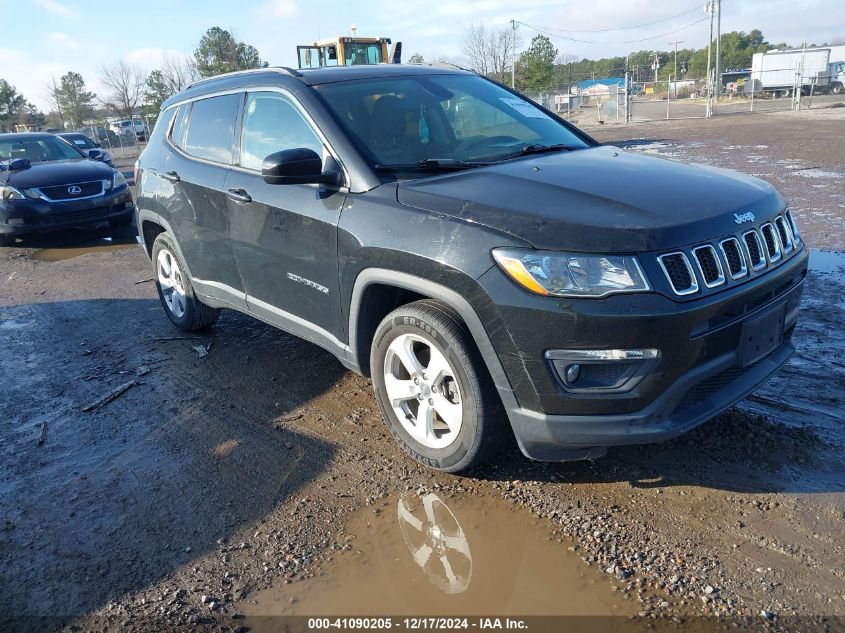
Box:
[499,97,545,118]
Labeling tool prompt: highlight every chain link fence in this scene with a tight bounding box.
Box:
[526,63,844,126]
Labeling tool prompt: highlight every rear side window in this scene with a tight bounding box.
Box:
[150,107,176,145]
[184,93,242,164]
[239,92,324,171]
[170,105,189,149]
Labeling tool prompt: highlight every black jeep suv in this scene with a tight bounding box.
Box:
[135,65,807,472]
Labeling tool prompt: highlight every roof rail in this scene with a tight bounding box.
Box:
[184,66,302,91]
[421,61,473,72]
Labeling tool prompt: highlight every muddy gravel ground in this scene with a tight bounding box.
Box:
[1,113,844,633]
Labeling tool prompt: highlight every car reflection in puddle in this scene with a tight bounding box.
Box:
[240,492,635,621]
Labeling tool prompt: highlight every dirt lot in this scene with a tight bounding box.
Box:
[1,112,844,633]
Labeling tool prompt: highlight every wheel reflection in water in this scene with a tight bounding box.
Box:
[397,493,472,595]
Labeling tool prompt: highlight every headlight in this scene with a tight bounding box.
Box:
[493,248,650,298]
[112,170,127,188]
[0,185,25,201]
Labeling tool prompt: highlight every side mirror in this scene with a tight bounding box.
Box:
[262,148,340,186]
[87,149,105,161]
[94,142,102,148]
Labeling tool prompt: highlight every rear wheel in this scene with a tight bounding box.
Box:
[831,82,844,95]
[0,235,13,247]
[370,300,505,472]
[151,233,219,331]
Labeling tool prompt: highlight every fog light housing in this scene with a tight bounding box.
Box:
[546,349,660,393]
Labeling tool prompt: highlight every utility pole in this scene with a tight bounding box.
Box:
[705,0,714,112]
[510,19,517,89]
[668,40,684,97]
[652,54,660,85]
[714,0,722,97]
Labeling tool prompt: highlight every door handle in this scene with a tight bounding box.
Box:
[161,170,180,183]
[226,188,252,204]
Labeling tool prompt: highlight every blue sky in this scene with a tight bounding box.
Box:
[3,0,844,109]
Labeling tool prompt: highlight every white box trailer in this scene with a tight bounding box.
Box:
[750,49,832,95]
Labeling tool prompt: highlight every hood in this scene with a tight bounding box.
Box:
[2,159,114,189]
[396,146,785,252]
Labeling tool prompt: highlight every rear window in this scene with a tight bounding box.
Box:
[183,94,241,164]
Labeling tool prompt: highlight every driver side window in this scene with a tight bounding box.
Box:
[239,92,324,171]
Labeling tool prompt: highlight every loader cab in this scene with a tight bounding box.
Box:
[297,37,394,69]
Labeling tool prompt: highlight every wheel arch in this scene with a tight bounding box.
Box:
[137,210,193,277]
[347,269,518,413]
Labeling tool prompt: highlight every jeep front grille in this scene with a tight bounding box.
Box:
[657,252,698,295]
[760,223,782,262]
[656,212,801,297]
[742,230,766,270]
[691,245,725,287]
[719,238,747,279]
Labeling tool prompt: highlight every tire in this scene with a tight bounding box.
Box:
[370,299,505,472]
[0,235,13,247]
[109,214,133,228]
[831,83,844,95]
[151,233,220,331]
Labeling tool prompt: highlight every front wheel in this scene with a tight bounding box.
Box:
[370,300,505,472]
[151,233,220,331]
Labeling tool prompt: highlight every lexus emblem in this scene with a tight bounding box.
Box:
[733,211,755,224]
[67,185,82,195]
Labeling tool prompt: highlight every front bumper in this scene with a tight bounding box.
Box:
[0,185,134,235]
[476,247,808,461]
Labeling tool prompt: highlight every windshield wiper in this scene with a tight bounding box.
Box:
[374,158,486,172]
[490,143,582,162]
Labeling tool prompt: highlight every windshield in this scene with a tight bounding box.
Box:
[62,135,97,149]
[0,135,86,162]
[315,74,589,170]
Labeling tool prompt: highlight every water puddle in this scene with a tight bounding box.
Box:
[241,492,635,619]
[32,242,137,262]
[809,248,845,275]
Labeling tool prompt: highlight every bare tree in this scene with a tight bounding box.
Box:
[162,54,200,92]
[460,22,518,83]
[45,76,65,128]
[100,60,145,120]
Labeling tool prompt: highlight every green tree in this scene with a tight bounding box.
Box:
[516,35,558,92]
[0,79,26,131]
[57,71,96,128]
[408,52,425,65]
[194,27,267,77]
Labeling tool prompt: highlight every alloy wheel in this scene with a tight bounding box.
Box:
[383,333,463,449]
[156,248,187,319]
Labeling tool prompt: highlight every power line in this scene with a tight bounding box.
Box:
[515,17,708,45]
[520,5,702,34]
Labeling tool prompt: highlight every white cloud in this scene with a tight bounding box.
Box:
[46,32,79,51]
[125,47,193,71]
[264,0,299,18]
[33,0,74,17]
